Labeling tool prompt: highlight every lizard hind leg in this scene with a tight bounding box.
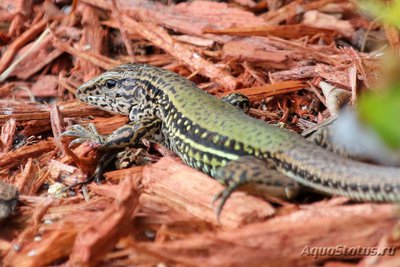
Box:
[114,147,153,169]
[213,156,300,219]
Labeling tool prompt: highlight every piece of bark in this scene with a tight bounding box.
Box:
[15,158,39,195]
[142,157,275,229]
[0,140,56,169]
[0,101,53,121]
[48,159,87,186]
[363,254,400,267]
[8,229,78,267]
[127,54,175,66]
[0,118,16,153]
[262,0,341,24]
[207,24,337,42]
[2,197,53,265]
[269,37,339,65]
[5,190,137,266]
[103,166,145,183]
[233,0,257,8]
[7,0,33,37]
[75,3,107,80]
[0,18,47,75]
[270,64,351,89]
[59,141,99,177]
[0,101,109,122]
[120,15,238,90]
[84,0,265,42]
[80,115,129,135]
[103,166,199,226]
[223,36,341,70]
[20,119,53,137]
[50,104,65,149]
[12,75,58,98]
[0,11,14,22]
[0,83,15,98]
[110,0,134,57]
[173,35,215,48]
[138,204,397,267]
[8,34,64,80]
[222,39,289,65]
[0,0,24,18]
[220,80,307,101]
[150,0,265,36]
[303,10,355,39]
[51,36,120,71]
[30,75,58,98]
[68,176,140,266]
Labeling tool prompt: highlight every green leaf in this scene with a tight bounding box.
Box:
[361,0,400,27]
[358,85,400,148]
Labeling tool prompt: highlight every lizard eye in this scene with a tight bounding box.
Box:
[105,79,117,89]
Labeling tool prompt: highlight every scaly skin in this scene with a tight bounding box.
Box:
[64,63,400,209]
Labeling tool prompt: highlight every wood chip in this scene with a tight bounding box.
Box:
[142,157,275,229]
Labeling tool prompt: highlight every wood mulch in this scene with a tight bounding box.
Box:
[0,0,399,266]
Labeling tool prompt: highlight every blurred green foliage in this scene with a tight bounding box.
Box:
[361,0,400,27]
[359,86,400,148]
[358,0,400,148]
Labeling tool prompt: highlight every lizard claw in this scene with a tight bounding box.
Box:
[211,184,239,223]
[67,138,89,148]
[61,123,105,147]
[61,124,89,136]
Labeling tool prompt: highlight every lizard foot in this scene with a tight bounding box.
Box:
[61,123,105,147]
[212,156,300,222]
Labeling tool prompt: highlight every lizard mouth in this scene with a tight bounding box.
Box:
[85,95,131,115]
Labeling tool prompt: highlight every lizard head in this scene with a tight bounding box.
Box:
[76,64,155,116]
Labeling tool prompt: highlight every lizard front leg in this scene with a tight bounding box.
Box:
[62,119,162,150]
[61,119,161,184]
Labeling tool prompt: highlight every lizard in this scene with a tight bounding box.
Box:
[62,63,400,218]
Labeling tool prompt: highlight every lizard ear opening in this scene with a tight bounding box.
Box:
[105,79,117,89]
[133,87,146,101]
